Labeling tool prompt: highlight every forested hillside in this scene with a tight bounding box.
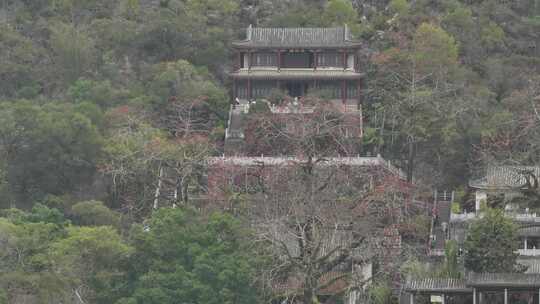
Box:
[0,0,539,303]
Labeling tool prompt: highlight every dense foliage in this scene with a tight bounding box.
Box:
[464,208,521,273]
[0,0,538,205]
[1,0,540,302]
[0,205,257,303]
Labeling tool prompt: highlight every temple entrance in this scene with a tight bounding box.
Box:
[286,81,308,97]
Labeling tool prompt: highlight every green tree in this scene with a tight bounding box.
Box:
[439,240,461,278]
[389,0,410,15]
[0,101,102,201]
[71,200,121,227]
[0,289,6,304]
[371,22,473,184]
[369,281,394,304]
[0,27,44,98]
[148,60,227,114]
[67,78,127,108]
[120,208,259,304]
[50,226,133,303]
[0,211,67,303]
[464,208,521,273]
[49,22,97,84]
[264,3,324,27]
[322,0,358,28]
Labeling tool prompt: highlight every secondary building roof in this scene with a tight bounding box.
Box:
[404,277,470,293]
[405,272,540,293]
[232,25,363,49]
[468,272,540,288]
[469,166,540,190]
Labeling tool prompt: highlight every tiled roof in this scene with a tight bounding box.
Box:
[233,25,362,48]
[467,272,540,287]
[404,277,470,293]
[469,166,540,190]
[406,272,540,292]
[230,68,364,79]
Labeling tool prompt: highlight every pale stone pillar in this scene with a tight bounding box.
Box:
[473,288,477,304]
[475,191,487,212]
[409,293,414,304]
[504,288,508,304]
[479,291,483,304]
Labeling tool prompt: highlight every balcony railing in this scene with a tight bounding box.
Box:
[225,128,244,139]
[450,212,477,222]
[518,248,540,256]
[450,212,540,223]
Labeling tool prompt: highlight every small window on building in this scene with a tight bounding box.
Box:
[317,52,343,68]
[346,81,358,98]
[316,81,342,99]
[237,81,248,99]
[252,81,275,99]
[251,52,277,67]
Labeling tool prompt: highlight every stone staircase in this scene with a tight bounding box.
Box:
[224,104,247,155]
[429,190,454,256]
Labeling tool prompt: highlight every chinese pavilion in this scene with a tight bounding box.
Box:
[230,25,364,105]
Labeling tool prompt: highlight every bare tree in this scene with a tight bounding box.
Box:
[100,106,212,216]
[243,101,362,158]
[208,105,410,303]
[207,157,409,304]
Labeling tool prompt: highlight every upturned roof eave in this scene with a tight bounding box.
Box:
[404,287,472,293]
[229,71,365,80]
[231,41,363,49]
[406,274,540,292]
[469,181,527,191]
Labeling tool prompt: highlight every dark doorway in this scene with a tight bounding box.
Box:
[282,52,313,68]
[286,82,307,97]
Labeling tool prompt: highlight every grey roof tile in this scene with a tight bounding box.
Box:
[404,277,470,293]
[233,26,362,48]
[467,272,540,287]
[469,166,540,190]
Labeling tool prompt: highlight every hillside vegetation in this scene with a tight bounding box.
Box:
[0,0,539,303]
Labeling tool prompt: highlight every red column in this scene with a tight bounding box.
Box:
[277,50,281,71]
[341,80,346,104]
[343,80,348,103]
[247,78,252,100]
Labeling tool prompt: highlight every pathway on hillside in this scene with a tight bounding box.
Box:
[430,191,453,254]
[433,201,451,250]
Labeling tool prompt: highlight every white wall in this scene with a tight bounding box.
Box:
[475,191,486,212]
[347,54,355,70]
[243,53,249,68]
